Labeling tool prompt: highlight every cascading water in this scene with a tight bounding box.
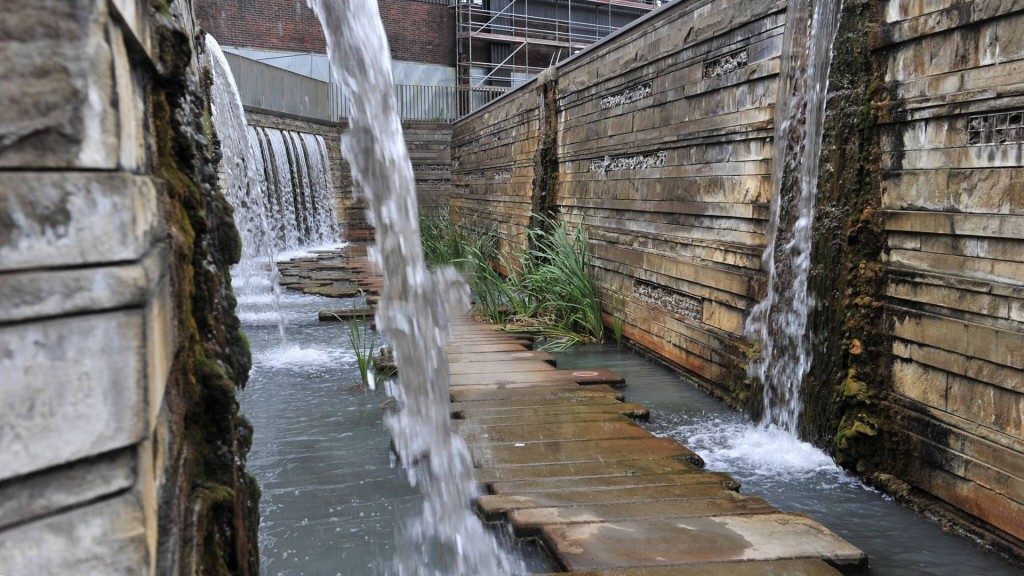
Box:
[307,1,524,574]
[207,35,342,332]
[206,34,287,338]
[745,0,844,434]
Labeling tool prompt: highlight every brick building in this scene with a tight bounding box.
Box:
[196,0,456,85]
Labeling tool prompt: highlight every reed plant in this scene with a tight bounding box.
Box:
[337,297,379,389]
[420,209,604,350]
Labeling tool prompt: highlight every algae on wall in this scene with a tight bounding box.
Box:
[802,0,890,470]
[151,11,260,576]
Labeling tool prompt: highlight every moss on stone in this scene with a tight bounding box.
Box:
[150,16,258,576]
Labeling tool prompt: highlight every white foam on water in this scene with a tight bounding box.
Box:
[256,343,356,370]
[669,417,843,481]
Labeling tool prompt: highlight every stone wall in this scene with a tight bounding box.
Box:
[0,1,258,574]
[869,0,1024,552]
[453,0,783,402]
[450,0,1024,553]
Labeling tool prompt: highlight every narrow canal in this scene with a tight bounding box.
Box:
[237,269,550,575]
[236,261,1019,575]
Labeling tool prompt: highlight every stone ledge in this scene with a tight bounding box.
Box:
[0,449,135,531]
[0,310,146,481]
[0,491,147,575]
[0,244,168,324]
[0,0,119,168]
[0,172,162,272]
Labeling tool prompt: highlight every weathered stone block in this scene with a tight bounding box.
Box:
[0,449,135,531]
[0,492,147,575]
[146,276,174,430]
[0,0,118,168]
[0,246,165,323]
[0,172,161,272]
[0,310,146,481]
[892,359,948,411]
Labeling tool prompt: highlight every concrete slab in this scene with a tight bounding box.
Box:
[451,368,624,387]
[448,359,557,375]
[447,337,535,346]
[536,559,844,575]
[451,386,624,403]
[446,339,534,349]
[452,397,645,416]
[510,494,777,529]
[454,401,650,421]
[473,457,701,484]
[542,515,867,573]
[448,350,555,363]
[446,343,531,353]
[471,437,704,468]
[460,420,652,445]
[490,470,739,494]
[477,483,734,516]
[459,410,644,428]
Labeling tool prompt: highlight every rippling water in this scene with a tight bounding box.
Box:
[554,344,1022,576]
[239,257,550,575]
[240,287,420,576]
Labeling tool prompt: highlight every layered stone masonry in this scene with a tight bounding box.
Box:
[600,81,653,109]
[633,279,703,321]
[589,151,667,175]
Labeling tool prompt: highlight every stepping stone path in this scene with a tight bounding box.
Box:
[446,319,868,575]
[275,244,382,311]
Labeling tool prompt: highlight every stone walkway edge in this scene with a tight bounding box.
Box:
[447,318,868,575]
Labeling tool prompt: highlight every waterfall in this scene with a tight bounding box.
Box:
[307,1,525,574]
[206,34,286,337]
[206,35,342,333]
[745,0,844,434]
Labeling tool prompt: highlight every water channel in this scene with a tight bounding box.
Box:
[238,264,551,575]
[238,276,1020,575]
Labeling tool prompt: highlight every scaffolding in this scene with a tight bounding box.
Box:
[455,0,657,115]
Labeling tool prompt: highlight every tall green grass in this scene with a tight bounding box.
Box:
[420,209,603,350]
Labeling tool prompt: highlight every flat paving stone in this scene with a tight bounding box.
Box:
[490,470,739,494]
[446,343,531,353]
[451,368,624,387]
[317,308,375,321]
[538,558,843,575]
[459,419,652,445]
[448,359,557,375]
[543,515,866,573]
[471,437,704,468]
[448,350,555,363]
[451,386,624,403]
[473,457,701,484]
[461,410,645,428]
[454,401,649,420]
[478,483,734,515]
[510,494,777,529]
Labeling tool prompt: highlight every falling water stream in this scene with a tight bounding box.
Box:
[306,1,525,574]
[746,0,844,433]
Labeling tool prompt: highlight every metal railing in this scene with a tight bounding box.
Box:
[224,52,457,123]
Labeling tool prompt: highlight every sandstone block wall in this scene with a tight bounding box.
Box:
[875,0,1024,547]
[0,1,257,573]
[454,0,783,400]
[450,0,1024,549]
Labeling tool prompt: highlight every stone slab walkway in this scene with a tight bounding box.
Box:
[446,318,868,575]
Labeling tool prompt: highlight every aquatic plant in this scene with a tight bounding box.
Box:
[337,298,378,390]
[420,210,603,350]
